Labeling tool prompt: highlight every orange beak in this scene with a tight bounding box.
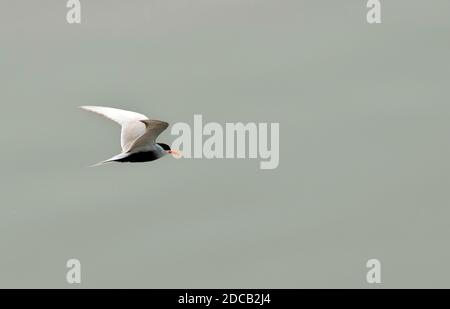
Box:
[167,149,182,159]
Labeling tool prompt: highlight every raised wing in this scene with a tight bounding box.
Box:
[126,119,169,153]
[79,106,148,125]
[80,106,149,151]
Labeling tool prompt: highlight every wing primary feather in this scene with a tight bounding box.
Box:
[80,106,149,152]
[79,106,148,125]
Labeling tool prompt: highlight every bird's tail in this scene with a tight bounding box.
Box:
[89,160,112,167]
[89,152,129,167]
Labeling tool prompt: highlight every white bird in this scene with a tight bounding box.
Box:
[80,106,181,166]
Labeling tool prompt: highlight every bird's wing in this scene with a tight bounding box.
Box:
[79,106,148,125]
[80,106,149,151]
[125,119,169,153]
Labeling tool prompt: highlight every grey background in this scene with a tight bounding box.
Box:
[0,0,449,288]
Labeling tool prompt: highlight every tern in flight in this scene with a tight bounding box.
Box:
[80,106,181,166]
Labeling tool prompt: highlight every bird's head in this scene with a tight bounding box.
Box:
[157,143,182,158]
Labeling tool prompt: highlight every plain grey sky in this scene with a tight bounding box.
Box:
[0,0,449,288]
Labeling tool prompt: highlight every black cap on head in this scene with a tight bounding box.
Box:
[157,143,171,151]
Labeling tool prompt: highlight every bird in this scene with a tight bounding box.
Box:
[80,106,181,166]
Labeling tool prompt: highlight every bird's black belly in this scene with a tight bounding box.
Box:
[116,151,162,163]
